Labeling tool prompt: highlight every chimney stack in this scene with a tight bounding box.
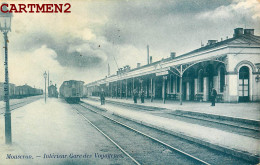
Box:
[244,29,254,35]
[233,28,243,37]
[108,63,110,76]
[207,40,217,45]
[137,63,141,68]
[150,56,153,64]
[170,52,176,59]
[147,45,149,65]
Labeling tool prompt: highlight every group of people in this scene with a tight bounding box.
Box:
[100,88,218,106]
[133,89,145,104]
[100,88,145,105]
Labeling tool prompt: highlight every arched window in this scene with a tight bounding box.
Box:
[239,66,249,102]
[198,69,204,92]
[219,67,225,93]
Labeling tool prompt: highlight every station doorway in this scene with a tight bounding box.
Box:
[239,66,250,102]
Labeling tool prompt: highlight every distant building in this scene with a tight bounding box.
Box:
[48,84,58,98]
[86,28,260,103]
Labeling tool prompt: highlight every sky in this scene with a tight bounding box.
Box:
[0,0,259,89]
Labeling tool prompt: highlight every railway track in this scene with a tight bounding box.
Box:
[73,101,255,165]
[0,97,41,115]
[86,98,260,139]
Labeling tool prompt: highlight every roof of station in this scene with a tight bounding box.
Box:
[86,28,260,86]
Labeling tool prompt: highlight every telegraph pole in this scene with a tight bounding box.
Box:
[43,71,47,103]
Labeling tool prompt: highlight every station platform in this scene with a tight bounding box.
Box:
[82,97,260,161]
[0,98,128,165]
[87,96,260,121]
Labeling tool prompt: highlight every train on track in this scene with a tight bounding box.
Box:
[59,80,84,103]
[0,83,43,100]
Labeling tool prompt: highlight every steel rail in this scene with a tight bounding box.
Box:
[171,113,259,133]
[0,101,26,109]
[73,105,141,165]
[89,98,259,133]
[79,102,211,165]
[0,98,40,115]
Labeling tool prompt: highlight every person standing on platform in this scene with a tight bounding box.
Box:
[211,88,217,106]
[141,90,145,103]
[133,89,138,103]
[100,89,105,105]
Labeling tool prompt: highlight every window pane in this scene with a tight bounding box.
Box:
[244,79,248,84]
[239,90,243,96]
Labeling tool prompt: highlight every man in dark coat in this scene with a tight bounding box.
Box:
[211,88,217,106]
[100,89,105,105]
[141,90,145,103]
[133,89,138,103]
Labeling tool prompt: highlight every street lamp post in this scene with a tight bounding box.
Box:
[43,71,47,103]
[0,4,13,145]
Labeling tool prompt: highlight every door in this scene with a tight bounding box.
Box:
[182,82,186,100]
[239,66,249,102]
[155,77,162,99]
[190,80,195,100]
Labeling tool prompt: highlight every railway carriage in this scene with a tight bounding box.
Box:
[59,80,84,103]
[14,85,43,98]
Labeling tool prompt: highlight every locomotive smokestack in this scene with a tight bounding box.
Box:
[147,45,149,65]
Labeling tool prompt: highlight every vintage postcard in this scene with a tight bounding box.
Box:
[0,0,259,164]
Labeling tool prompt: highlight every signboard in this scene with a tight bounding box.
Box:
[156,71,168,76]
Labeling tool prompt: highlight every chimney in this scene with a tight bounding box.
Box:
[207,40,217,45]
[150,56,153,64]
[147,45,149,65]
[233,28,243,37]
[137,63,141,68]
[170,52,176,58]
[108,63,110,76]
[244,29,254,35]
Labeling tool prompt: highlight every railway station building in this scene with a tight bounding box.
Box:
[85,28,260,103]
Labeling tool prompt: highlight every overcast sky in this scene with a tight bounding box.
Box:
[0,0,259,89]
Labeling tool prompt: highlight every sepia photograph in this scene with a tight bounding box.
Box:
[0,0,259,164]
